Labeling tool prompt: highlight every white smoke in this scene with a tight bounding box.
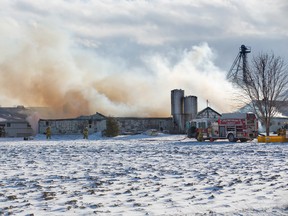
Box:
[26,112,40,135]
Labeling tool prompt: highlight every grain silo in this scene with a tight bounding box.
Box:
[171,89,184,133]
[184,95,198,121]
[171,89,184,116]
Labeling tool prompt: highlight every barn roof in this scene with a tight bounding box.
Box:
[238,100,288,118]
[39,112,107,121]
[196,107,221,119]
[0,106,30,122]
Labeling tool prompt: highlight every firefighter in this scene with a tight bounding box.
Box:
[280,127,286,136]
[277,127,285,136]
[197,128,204,142]
[83,127,89,139]
[46,126,51,139]
[283,128,287,136]
[207,127,212,138]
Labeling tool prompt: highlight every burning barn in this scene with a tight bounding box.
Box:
[37,89,201,136]
[0,89,215,138]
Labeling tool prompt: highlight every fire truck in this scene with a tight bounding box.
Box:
[187,112,258,142]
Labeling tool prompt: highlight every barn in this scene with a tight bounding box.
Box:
[0,106,34,138]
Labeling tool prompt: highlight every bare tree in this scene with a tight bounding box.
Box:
[230,53,288,136]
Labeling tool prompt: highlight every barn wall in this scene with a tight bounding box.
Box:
[2,122,34,137]
[116,117,173,134]
[38,119,106,135]
[96,120,107,133]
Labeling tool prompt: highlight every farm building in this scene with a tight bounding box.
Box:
[0,106,34,137]
[36,89,213,136]
[196,107,221,120]
[38,115,174,136]
[116,117,173,135]
[239,101,288,133]
[38,112,106,135]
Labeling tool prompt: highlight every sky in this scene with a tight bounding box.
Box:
[0,0,287,118]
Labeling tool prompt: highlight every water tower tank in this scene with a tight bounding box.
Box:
[184,96,198,119]
[171,89,184,115]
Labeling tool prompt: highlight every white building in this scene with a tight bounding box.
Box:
[239,101,288,133]
[38,112,107,135]
[0,106,34,137]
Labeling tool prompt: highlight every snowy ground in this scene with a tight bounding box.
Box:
[0,133,287,216]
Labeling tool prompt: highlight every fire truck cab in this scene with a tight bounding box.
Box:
[187,112,258,142]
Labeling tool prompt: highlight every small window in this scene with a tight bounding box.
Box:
[7,123,11,127]
[46,121,49,126]
[198,122,206,129]
[27,123,31,128]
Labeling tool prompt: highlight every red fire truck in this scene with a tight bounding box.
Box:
[187,112,258,142]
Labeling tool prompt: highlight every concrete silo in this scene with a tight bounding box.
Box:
[171,89,185,133]
[184,95,198,121]
[171,89,184,115]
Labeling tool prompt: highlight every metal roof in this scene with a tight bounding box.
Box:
[0,107,30,122]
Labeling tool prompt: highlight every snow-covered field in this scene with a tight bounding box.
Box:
[0,133,287,216]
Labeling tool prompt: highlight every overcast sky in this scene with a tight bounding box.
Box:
[0,0,287,117]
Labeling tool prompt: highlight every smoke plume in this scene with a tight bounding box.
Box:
[0,22,236,118]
